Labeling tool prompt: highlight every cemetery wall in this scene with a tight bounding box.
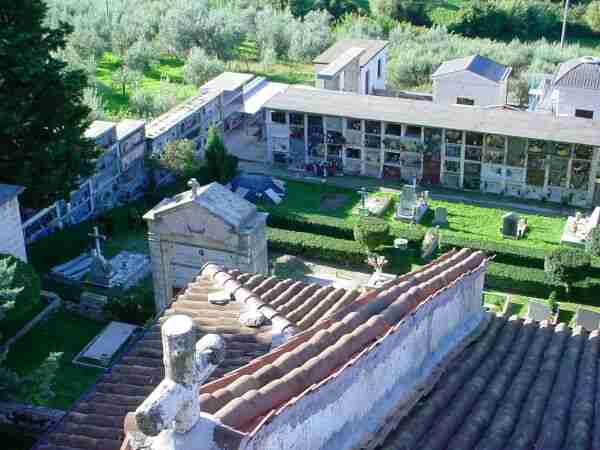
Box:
[0,196,28,262]
[244,265,487,450]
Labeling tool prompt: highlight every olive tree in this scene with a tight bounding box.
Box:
[288,10,333,62]
[183,47,225,86]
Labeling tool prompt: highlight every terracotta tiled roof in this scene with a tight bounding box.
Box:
[36,248,489,450]
[375,316,600,450]
[198,249,489,432]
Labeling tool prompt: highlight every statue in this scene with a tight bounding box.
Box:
[87,226,113,287]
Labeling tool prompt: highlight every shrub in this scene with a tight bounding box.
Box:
[547,290,559,314]
[585,1,600,33]
[353,216,391,252]
[267,228,365,266]
[544,247,591,293]
[104,279,155,325]
[153,139,202,179]
[369,0,429,25]
[0,254,41,320]
[204,127,238,184]
[272,254,310,279]
[586,226,600,257]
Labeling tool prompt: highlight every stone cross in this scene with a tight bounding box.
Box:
[88,226,106,258]
[188,178,200,199]
[135,315,225,439]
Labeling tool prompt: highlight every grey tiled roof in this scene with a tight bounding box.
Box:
[265,85,600,146]
[314,39,388,67]
[432,55,511,83]
[0,183,24,207]
[554,57,600,90]
[377,317,600,450]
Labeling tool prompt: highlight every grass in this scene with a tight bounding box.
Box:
[4,308,105,410]
[95,41,314,119]
[0,300,46,345]
[264,180,566,252]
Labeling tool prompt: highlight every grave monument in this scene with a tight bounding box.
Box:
[395,184,428,223]
[144,179,269,312]
[561,206,600,248]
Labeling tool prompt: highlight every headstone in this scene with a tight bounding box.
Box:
[575,307,600,332]
[87,250,113,287]
[395,185,417,221]
[502,212,520,238]
[432,207,448,227]
[265,188,283,204]
[526,300,552,322]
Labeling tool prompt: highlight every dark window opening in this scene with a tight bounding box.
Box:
[457,97,475,106]
[575,109,594,119]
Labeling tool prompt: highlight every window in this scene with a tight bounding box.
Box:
[365,121,381,135]
[456,97,475,106]
[405,125,422,139]
[345,148,361,159]
[271,111,286,124]
[385,123,403,136]
[377,59,382,79]
[575,109,594,119]
[289,113,304,126]
[346,118,362,131]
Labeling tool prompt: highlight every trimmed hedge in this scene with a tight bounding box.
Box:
[267,228,366,267]
[353,216,391,252]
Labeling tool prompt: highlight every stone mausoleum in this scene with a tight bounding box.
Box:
[144,180,269,312]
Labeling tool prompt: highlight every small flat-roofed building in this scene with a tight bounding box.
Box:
[0,184,27,262]
[431,54,512,107]
[145,72,254,159]
[314,39,389,95]
[264,84,600,207]
[531,56,600,120]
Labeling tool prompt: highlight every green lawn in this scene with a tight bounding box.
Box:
[265,181,566,252]
[4,308,105,410]
[95,42,314,119]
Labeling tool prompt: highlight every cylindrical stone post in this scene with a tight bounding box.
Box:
[162,315,197,386]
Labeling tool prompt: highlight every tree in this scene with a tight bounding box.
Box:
[0,0,99,208]
[154,139,202,179]
[288,10,333,62]
[124,39,156,73]
[544,246,590,294]
[585,1,600,32]
[204,127,239,184]
[353,216,391,253]
[586,226,600,257]
[111,66,143,97]
[183,48,225,87]
[0,256,23,321]
[369,0,429,25]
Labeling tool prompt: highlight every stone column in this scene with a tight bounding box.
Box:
[148,230,172,313]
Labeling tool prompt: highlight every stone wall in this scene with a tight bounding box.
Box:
[0,196,27,262]
[243,265,487,450]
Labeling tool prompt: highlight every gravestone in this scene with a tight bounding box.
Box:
[575,307,600,331]
[432,207,448,227]
[86,227,113,287]
[502,212,520,238]
[526,300,552,322]
[395,185,428,223]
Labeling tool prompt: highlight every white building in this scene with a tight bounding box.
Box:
[313,39,389,95]
[530,56,600,120]
[0,184,27,262]
[431,54,511,107]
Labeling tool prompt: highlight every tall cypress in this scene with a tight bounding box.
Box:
[0,0,98,208]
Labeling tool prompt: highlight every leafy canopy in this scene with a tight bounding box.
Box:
[0,0,98,208]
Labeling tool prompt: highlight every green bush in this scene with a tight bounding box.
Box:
[104,280,155,326]
[587,226,600,257]
[353,216,391,252]
[544,247,591,293]
[267,228,366,266]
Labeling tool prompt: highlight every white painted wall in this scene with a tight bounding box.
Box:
[244,264,488,450]
[359,48,388,95]
[0,197,27,262]
[433,71,507,106]
[554,86,600,119]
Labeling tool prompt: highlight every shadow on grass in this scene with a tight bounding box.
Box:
[558,308,575,326]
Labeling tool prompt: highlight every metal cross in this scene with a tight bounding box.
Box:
[88,226,106,258]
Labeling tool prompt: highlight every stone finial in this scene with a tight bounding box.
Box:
[188,178,200,198]
[135,315,225,438]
